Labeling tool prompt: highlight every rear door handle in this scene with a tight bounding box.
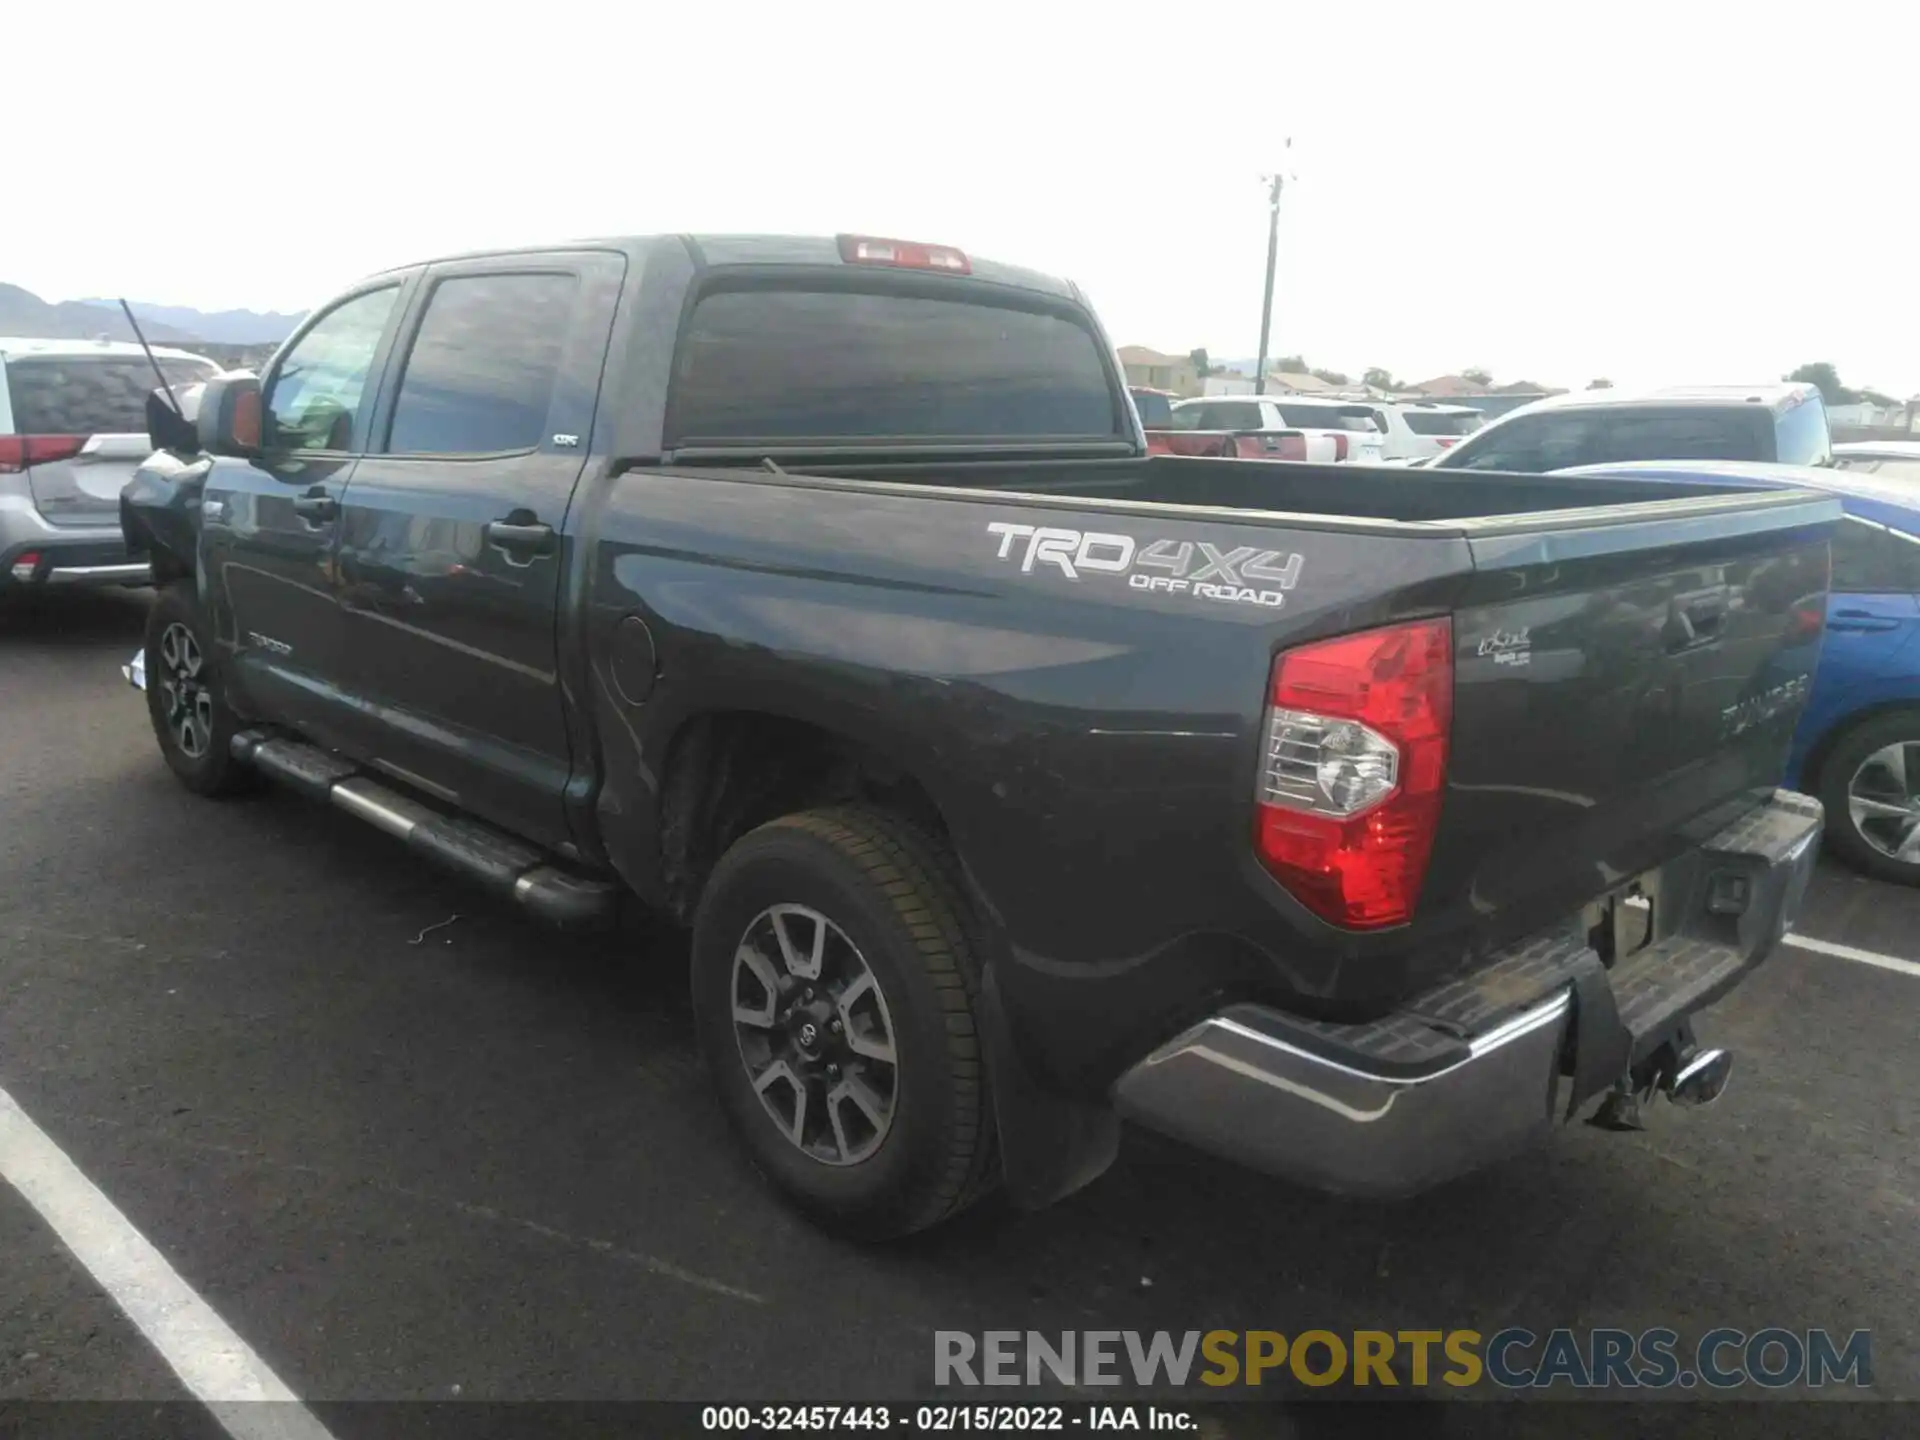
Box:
[291,489,338,523]
[1828,608,1901,633]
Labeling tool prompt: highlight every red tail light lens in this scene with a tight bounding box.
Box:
[1330,432,1349,462]
[1254,618,1454,929]
[1435,436,1460,449]
[0,435,86,473]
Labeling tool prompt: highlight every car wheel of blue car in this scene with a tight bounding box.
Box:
[1817,710,1920,886]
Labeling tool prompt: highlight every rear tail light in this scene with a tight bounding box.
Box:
[1789,599,1825,641]
[837,235,971,274]
[1253,618,1454,929]
[9,551,42,583]
[0,435,86,473]
[1330,433,1350,461]
[1435,436,1460,449]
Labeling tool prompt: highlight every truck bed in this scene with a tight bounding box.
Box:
[783,453,1776,526]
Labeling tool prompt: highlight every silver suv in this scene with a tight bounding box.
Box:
[2,337,220,592]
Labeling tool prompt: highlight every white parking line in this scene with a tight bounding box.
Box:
[1784,932,1920,979]
[0,1085,336,1440]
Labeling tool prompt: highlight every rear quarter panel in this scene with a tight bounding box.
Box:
[572,466,1472,1087]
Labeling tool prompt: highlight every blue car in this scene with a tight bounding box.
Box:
[1565,459,1920,885]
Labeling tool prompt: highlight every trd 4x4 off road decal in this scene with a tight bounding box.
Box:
[985,522,1304,609]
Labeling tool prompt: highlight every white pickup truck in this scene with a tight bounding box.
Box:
[1170,395,1384,463]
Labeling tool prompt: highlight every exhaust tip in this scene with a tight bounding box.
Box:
[1663,1047,1733,1108]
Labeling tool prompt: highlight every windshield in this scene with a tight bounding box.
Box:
[1129,389,1173,428]
[1277,404,1374,431]
[669,285,1121,444]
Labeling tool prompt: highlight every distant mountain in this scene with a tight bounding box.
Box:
[0,283,304,347]
[0,283,193,343]
[79,297,304,346]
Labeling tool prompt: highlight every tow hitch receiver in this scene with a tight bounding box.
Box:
[1588,1022,1733,1132]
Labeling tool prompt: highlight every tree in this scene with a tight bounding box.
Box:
[1188,347,1211,379]
[1587,378,1614,389]
[1275,355,1310,374]
[1784,362,1857,407]
[1363,367,1401,392]
[1462,367,1493,386]
[1310,368,1350,386]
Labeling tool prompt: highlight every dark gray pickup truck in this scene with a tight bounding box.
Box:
[121,233,1838,1238]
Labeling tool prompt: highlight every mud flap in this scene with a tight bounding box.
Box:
[1563,947,1632,1121]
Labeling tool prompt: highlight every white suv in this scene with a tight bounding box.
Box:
[1,337,220,593]
[1365,402,1484,462]
[1171,396,1385,463]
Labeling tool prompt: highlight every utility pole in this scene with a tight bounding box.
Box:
[1253,142,1291,397]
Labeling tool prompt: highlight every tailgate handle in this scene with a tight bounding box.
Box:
[1665,587,1729,652]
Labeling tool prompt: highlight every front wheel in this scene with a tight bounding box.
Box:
[144,582,257,798]
[691,806,997,1239]
[1816,711,1920,885]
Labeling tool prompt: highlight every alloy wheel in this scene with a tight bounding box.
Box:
[730,904,899,1166]
[1848,740,1920,863]
[157,621,215,761]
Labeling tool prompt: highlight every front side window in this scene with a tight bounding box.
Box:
[264,287,400,452]
[386,273,579,455]
[1403,409,1483,437]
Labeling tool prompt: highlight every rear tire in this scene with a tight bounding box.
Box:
[144,582,258,798]
[1814,710,1920,885]
[691,806,998,1239]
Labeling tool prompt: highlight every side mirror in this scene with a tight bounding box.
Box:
[195,372,264,457]
[145,386,200,453]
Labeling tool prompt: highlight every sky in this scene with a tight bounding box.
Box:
[13,1,1918,396]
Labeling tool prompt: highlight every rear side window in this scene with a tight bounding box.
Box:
[1773,395,1832,466]
[387,273,579,455]
[6,355,217,436]
[1276,405,1344,428]
[1402,409,1482,436]
[1443,408,1770,471]
[668,287,1119,443]
[1831,517,1920,593]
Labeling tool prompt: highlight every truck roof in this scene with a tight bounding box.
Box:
[1508,383,1819,418]
[366,234,1081,303]
[0,336,217,364]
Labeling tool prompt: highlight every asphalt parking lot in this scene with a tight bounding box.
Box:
[3,590,1918,1426]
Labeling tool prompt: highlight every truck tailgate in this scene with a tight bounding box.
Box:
[1425,493,1835,938]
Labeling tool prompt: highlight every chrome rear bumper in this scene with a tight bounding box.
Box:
[1113,789,1823,1198]
[1114,991,1571,1199]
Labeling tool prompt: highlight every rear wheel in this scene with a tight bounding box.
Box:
[144,582,257,798]
[691,806,997,1239]
[1815,711,1920,885]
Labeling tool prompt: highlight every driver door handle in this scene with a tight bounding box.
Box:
[484,512,556,558]
[292,488,338,523]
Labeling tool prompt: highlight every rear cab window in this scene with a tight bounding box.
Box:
[667,285,1122,446]
[4,354,218,437]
